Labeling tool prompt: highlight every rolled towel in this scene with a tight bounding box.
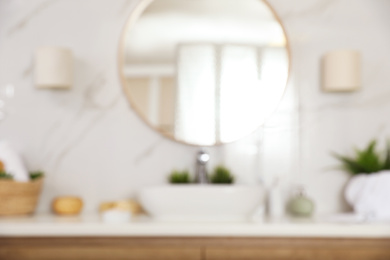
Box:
[0,141,29,182]
[345,171,390,220]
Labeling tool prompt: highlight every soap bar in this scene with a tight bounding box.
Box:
[99,200,144,215]
[101,209,132,224]
[52,197,83,215]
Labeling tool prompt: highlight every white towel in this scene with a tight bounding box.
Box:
[345,171,390,220]
[0,141,29,182]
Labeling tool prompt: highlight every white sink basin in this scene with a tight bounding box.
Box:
[138,185,264,222]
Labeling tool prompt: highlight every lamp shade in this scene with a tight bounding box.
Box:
[34,47,73,89]
[322,50,361,92]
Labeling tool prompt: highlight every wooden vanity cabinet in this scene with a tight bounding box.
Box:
[204,238,390,260]
[0,237,389,260]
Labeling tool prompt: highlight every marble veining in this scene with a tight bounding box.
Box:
[22,65,33,79]
[7,0,58,37]
[278,0,338,20]
[51,94,122,172]
[134,138,164,166]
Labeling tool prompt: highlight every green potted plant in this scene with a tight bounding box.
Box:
[168,170,192,184]
[0,170,44,216]
[333,139,390,219]
[333,140,390,175]
[209,165,234,184]
[0,171,13,180]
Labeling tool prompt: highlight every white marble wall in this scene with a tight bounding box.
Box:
[272,0,390,213]
[0,0,389,215]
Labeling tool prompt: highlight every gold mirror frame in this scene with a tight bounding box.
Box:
[118,0,291,147]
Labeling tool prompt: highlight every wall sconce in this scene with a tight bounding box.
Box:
[34,47,73,89]
[322,50,361,92]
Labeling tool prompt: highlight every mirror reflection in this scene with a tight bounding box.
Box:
[120,0,289,146]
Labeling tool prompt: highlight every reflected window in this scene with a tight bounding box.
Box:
[175,44,288,145]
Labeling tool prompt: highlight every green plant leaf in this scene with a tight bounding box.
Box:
[168,170,192,184]
[210,165,234,184]
[332,153,365,175]
[357,141,383,173]
[333,139,389,175]
[29,171,44,180]
[383,140,390,170]
[0,171,13,180]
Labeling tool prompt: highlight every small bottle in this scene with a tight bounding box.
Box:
[287,186,315,218]
[268,178,284,220]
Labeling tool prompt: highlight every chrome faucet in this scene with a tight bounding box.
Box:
[195,149,209,184]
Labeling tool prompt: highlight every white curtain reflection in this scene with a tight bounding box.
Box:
[219,46,260,143]
[175,44,288,145]
[175,45,216,145]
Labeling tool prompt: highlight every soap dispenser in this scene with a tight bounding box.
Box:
[268,178,284,220]
[287,186,315,218]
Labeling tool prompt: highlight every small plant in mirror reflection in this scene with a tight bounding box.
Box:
[333,140,390,175]
[168,170,192,184]
[210,165,234,184]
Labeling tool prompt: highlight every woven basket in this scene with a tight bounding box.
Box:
[0,178,43,216]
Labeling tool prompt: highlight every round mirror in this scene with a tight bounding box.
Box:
[119,0,290,146]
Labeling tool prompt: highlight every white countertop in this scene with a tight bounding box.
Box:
[0,214,390,238]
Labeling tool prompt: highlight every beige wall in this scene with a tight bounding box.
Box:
[159,77,176,135]
[126,77,176,135]
[127,78,150,120]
